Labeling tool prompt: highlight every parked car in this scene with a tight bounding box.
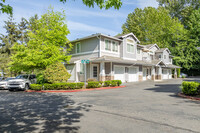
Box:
[8,74,36,91]
[179,73,188,78]
[0,77,16,90]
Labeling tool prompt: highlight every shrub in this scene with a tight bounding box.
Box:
[55,83,68,90]
[43,62,71,84]
[104,80,111,87]
[87,81,100,88]
[30,84,43,91]
[182,75,186,78]
[99,81,104,85]
[87,78,97,82]
[67,83,77,89]
[114,80,122,86]
[44,84,56,90]
[177,68,180,78]
[76,82,84,89]
[182,81,200,95]
[110,80,118,87]
[36,74,48,84]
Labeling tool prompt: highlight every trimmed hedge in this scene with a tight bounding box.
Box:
[87,81,101,88]
[30,84,43,91]
[182,81,200,95]
[104,80,122,87]
[30,82,84,90]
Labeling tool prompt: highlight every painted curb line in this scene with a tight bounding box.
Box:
[178,93,200,101]
[26,86,126,93]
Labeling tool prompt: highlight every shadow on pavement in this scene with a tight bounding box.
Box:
[0,92,90,132]
[145,84,181,94]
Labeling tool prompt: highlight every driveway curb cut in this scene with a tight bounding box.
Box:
[178,93,200,101]
[26,86,126,93]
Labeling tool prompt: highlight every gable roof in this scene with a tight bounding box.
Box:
[155,48,171,54]
[115,33,140,43]
[70,33,122,43]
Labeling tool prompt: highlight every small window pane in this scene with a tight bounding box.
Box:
[105,40,111,51]
[76,43,80,53]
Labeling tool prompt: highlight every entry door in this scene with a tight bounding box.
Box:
[92,64,99,80]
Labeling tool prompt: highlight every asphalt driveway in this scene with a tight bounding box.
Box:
[0,78,200,133]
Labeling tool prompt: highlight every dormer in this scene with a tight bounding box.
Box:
[115,33,140,60]
[155,48,171,64]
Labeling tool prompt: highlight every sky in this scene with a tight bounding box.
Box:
[0,0,158,41]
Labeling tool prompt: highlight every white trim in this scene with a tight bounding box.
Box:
[92,64,99,80]
[75,42,81,54]
[121,33,140,43]
[70,50,99,56]
[122,57,137,61]
[104,38,119,53]
[99,36,101,57]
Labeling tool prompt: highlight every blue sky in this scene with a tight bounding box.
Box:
[0,0,158,41]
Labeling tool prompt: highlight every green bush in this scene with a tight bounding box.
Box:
[110,80,118,87]
[55,83,68,90]
[99,81,104,85]
[104,81,111,87]
[87,81,101,88]
[76,82,84,89]
[43,62,71,84]
[36,74,48,84]
[30,84,43,91]
[182,81,200,95]
[114,80,122,86]
[44,84,56,90]
[177,68,180,78]
[67,83,77,89]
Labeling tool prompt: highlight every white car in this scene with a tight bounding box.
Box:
[0,77,16,90]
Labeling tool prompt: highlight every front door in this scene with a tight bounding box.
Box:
[92,64,99,80]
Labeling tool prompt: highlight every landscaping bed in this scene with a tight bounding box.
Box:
[27,80,123,93]
[179,81,200,101]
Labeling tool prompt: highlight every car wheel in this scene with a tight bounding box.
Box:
[25,84,29,90]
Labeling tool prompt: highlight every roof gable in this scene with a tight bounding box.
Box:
[115,33,140,43]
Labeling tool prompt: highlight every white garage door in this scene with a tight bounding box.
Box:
[163,69,169,79]
[128,67,138,82]
[114,66,125,82]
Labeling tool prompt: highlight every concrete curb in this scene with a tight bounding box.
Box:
[26,86,126,93]
[178,93,200,101]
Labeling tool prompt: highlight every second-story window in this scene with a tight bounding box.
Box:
[76,42,81,53]
[105,40,111,51]
[159,55,162,59]
[127,43,134,53]
[112,41,118,52]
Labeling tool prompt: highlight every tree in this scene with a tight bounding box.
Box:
[0,0,12,15]
[60,0,122,9]
[43,62,71,83]
[0,16,20,76]
[10,8,72,73]
[157,0,200,25]
[122,7,185,51]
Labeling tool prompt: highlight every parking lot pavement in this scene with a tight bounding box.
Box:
[1,78,200,133]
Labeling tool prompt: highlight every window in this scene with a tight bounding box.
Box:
[105,40,111,51]
[159,55,162,59]
[127,43,134,53]
[164,55,166,59]
[137,48,140,54]
[112,41,118,52]
[76,42,81,53]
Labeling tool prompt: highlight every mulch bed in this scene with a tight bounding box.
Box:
[26,86,126,93]
[178,93,200,101]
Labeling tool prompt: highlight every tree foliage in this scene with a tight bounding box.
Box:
[10,8,72,72]
[43,62,71,84]
[122,7,185,50]
[0,0,12,15]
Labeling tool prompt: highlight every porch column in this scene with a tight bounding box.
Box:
[75,61,80,82]
[110,62,114,80]
[174,68,177,79]
[158,66,162,80]
[100,62,105,81]
[151,66,155,81]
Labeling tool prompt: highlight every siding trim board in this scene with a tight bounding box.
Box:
[70,50,99,56]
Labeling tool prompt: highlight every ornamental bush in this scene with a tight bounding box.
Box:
[30,84,43,91]
[110,80,118,87]
[43,62,71,84]
[76,82,84,89]
[182,81,200,95]
[87,81,101,88]
[104,81,111,87]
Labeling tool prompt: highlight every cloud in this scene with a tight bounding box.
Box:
[68,21,118,35]
[123,0,159,8]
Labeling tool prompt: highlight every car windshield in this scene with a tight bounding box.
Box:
[5,78,15,81]
[16,75,28,79]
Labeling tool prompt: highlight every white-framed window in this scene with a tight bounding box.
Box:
[112,41,118,52]
[137,48,140,54]
[159,55,162,59]
[105,40,111,51]
[127,43,134,53]
[76,42,81,53]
